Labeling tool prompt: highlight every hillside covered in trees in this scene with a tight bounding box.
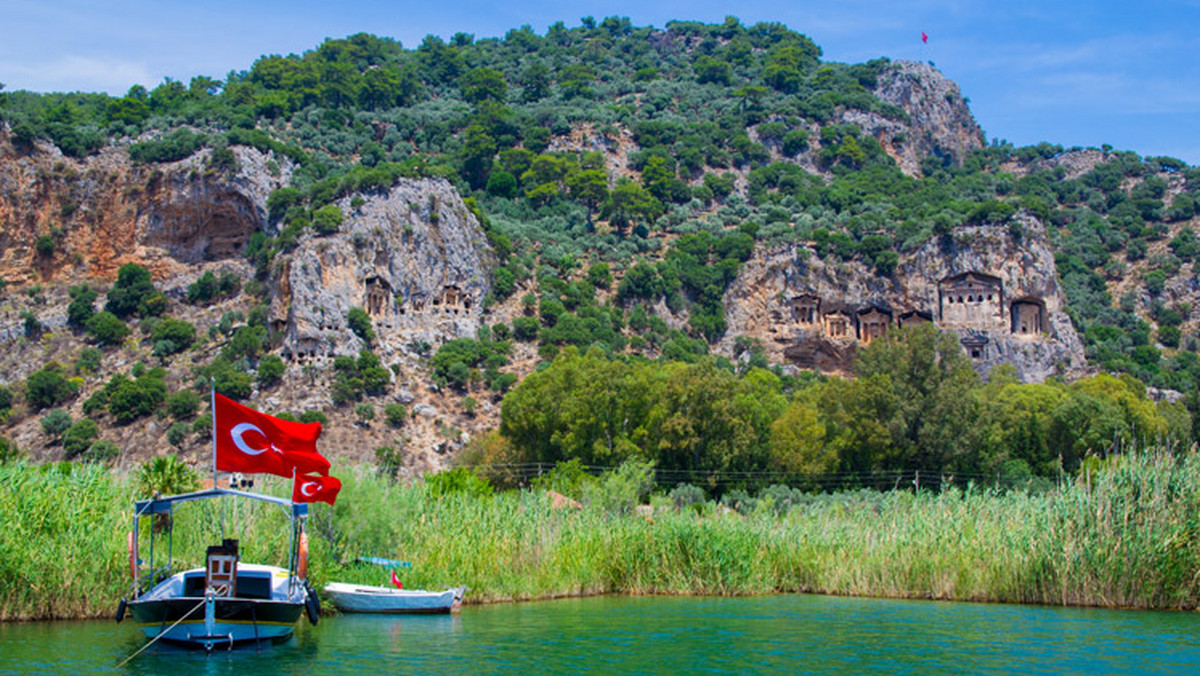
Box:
[1,17,1198,489]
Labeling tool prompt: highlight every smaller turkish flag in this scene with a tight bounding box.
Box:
[391,569,403,589]
[293,473,342,505]
[921,31,929,44]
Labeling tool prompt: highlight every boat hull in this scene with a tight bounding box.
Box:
[323,583,465,614]
[129,597,303,647]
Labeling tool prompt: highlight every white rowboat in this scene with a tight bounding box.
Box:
[323,582,466,614]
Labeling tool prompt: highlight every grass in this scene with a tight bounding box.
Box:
[4,448,1200,620]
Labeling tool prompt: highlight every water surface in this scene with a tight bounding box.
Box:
[3,594,1198,674]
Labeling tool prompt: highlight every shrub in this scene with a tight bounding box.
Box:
[355,402,375,423]
[151,318,196,354]
[85,311,130,346]
[107,373,167,424]
[299,410,329,425]
[313,205,344,235]
[62,418,99,457]
[582,460,656,515]
[167,421,191,447]
[384,403,407,428]
[166,389,201,419]
[26,363,77,410]
[75,347,102,375]
[41,409,73,439]
[67,285,99,328]
[0,436,21,463]
[256,354,286,387]
[0,385,13,413]
[375,444,403,479]
[81,440,119,464]
[104,263,159,318]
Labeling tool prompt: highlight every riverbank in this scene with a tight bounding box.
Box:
[3,449,1200,621]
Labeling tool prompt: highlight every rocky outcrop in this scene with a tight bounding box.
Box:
[851,60,986,176]
[721,215,1086,382]
[0,132,289,284]
[273,179,495,360]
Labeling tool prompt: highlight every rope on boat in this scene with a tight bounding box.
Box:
[115,598,207,668]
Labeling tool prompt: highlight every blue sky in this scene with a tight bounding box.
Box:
[3,0,1199,164]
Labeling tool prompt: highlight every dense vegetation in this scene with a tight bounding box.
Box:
[5,449,1200,620]
[468,323,1190,488]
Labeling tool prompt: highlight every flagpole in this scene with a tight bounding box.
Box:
[210,378,217,489]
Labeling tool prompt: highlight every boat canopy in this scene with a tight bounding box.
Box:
[135,487,308,518]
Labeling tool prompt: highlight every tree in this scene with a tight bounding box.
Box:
[601,179,663,234]
[460,68,508,104]
[105,263,159,318]
[41,409,73,439]
[67,285,99,329]
[853,323,981,472]
[347,306,375,344]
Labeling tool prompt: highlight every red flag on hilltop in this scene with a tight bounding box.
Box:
[213,393,329,478]
[293,473,342,505]
[921,31,929,44]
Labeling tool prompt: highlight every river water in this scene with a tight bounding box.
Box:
[3,594,1199,674]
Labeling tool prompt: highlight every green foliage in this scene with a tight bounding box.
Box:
[81,440,119,464]
[62,418,99,457]
[299,410,329,425]
[150,317,196,356]
[313,204,344,236]
[104,263,161,318]
[128,128,208,163]
[347,306,375,344]
[105,370,168,424]
[66,285,99,329]
[84,311,129,347]
[432,338,510,391]
[0,436,22,464]
[135,454,199,497]
[256,354,286,387]
[25,363,78,410]
[166,389,201,419]
[355,402,376,423]
[384,403,407,428]
[167,421,191,447]
[41,409,73,439]
[426,467,494,498]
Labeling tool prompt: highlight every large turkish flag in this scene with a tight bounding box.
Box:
[213,393,329,478]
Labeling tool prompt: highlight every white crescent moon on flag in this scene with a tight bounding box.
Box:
[301,481,318,497]
[231,423,275,456]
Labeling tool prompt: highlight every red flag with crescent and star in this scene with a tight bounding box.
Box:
[921,31,928,44]
[293,473,342,505]
[213,393,330,478]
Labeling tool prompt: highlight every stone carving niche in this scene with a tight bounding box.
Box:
[939,272,1003,330]
[857,307,892,345]
[1011,298,1046,336]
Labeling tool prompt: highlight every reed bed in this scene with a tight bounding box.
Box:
[4,448,1200,620]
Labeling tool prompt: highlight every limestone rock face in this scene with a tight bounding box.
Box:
[274,178,495,360]
[849,60,986,176]
[721,216,1087,382]
[0,131,288,283]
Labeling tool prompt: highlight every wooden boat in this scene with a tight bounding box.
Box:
[116,488,320,652]
[323,582,466,614]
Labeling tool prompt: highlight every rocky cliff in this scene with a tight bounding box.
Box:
[720,215,1087,382]
[272,179,495,361]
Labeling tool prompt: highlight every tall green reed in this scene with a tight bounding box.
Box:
[4,449,1200,620]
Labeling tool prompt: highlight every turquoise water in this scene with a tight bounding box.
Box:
[3,594,1200,674]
